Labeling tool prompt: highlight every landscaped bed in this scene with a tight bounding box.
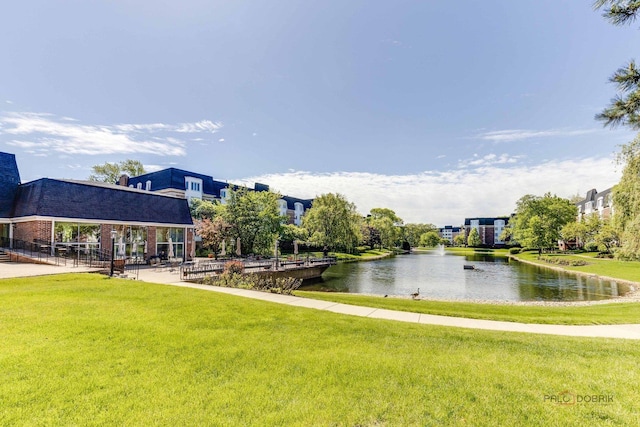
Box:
[1,273,639,425]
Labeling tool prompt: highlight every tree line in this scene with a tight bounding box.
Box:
[190,189,448,257]
[87,3,640,260]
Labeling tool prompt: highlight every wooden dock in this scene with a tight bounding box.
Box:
[180,257,337,281]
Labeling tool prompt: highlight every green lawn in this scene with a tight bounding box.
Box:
[295,291,640,325]
[1,274,639,425]
[296,248,640,325]
[307,249,393,262]
[514,251,640,284]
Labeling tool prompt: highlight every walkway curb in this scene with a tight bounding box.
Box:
[163,279,640,340]
[3,265,639,340]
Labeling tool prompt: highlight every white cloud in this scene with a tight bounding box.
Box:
[458,153,522,168]
[477,128,597,143]
[218,138,225,142]
[238,157,620,226]
[144,164,164,172]
[0,112,223,156]
[175,120,222,133]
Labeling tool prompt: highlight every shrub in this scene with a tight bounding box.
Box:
[202,272,302,295]
[538,255,588,267]
[584,242,599,252]
[224,260,244,274]
[596,252,614,259]
[509,248,521,254]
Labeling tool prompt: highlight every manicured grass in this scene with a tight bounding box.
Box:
[514,251,640,284]
[308,249,393,262]
[295,291,640,325]
[1,274,639,425]
[444,247,511,256]
[297,249,640,325]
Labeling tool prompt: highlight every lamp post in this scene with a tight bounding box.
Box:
[110,229,117,277]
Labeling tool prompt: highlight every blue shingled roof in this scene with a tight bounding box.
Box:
[280,195,313,210]
[127,168,229,197]
[0,152,21,218]
[127,167,313,210]
[12,179,193,225]
[464,217,510,226]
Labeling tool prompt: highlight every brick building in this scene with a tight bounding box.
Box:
[463,217,510,247]
[1,152,195,261]
[576,188,613,221]
[124,168,313,226]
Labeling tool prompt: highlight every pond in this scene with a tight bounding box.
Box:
[307,251,630,302]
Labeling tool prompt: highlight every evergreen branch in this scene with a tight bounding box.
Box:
[609,60,640,92]
[594,1,640,26]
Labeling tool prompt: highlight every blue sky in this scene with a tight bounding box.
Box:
[1,1,637,225]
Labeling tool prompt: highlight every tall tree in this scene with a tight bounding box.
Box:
[88,160,146,183]
[594,1,640,128]
[403,223,437,248]
[360,224,382,249]
[302,193,362,253]
[189,198,223,220]
[367,208,404,249]
[466,228,482,247]
[419,231,442,248]
[561,221,588,248]
[195,216,231,258]
[280,224,308,245]
[453,233,467,247]
[612,136,640,258]
[510,193,577,254]
[223,187,284,255]
[595,220,621,253]
[594,2,640,259]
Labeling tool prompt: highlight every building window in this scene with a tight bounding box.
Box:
[136,182,142,189]
[53,222,101,254]
[146,180,151,191]
[220,188,229,204]
[278,199,288,215]
[156,227,185,260]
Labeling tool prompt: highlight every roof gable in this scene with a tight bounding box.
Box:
[0,152,21,217]
[126,168,229,197]
[12,179,193,225]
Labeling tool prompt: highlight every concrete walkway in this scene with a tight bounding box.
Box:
[0,262,100,279]
[132,267,640,340]
[3,263,640,340]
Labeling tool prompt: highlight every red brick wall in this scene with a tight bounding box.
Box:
[14,221,52,244]
[482,226,495,246]
[186,228,194,260]
[100,224,114,254]
[147,226,157,257]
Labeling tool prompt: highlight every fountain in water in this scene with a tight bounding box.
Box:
[435,244,445,256]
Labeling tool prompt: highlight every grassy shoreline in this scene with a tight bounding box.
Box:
[296,248,640,325]
[1,274,639,425]
[510,251,640,289]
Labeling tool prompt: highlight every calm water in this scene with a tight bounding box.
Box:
[310,252,630,301]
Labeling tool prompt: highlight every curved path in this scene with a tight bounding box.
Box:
[2,263,640,339]
[134,268,640,340]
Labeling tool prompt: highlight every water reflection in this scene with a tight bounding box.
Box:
[306,252,629,302]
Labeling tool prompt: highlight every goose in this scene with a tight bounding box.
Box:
[411,288,420,299]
